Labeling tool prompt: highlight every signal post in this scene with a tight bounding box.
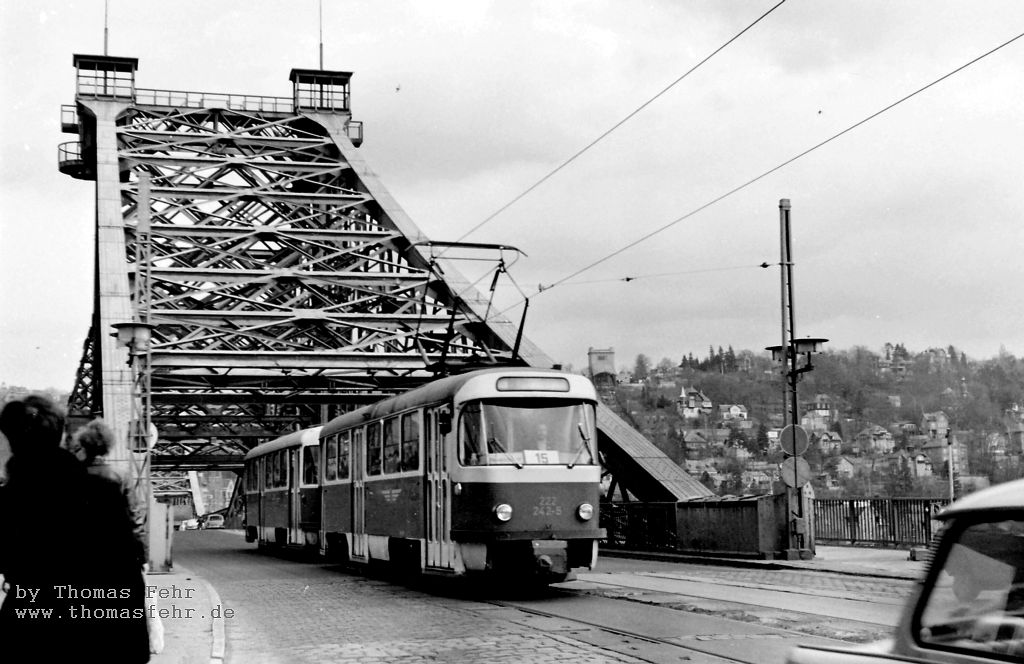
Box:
[766,199,826,560]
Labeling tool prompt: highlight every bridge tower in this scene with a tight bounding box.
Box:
[59,54,710,504]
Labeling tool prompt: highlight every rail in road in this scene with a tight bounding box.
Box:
[168,530,910,663]
[571,570,906,625]
[488,592,844,664]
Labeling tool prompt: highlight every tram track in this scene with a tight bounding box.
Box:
[572,571,903,627]
[480,587,855,664]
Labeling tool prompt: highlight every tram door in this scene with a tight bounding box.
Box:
[289,448,301,545]
[257,459,266,537]
[350,428,367,561]
[425,406,453,569]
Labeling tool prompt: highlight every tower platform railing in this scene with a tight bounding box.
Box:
[135,88,294,114]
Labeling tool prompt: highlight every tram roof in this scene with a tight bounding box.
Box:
[244,425,323,461]
[320,367,596,439]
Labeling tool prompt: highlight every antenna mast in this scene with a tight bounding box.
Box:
[104,0,109,55]
[318,0,324,69]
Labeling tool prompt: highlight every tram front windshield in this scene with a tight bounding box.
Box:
[459,399,596,466]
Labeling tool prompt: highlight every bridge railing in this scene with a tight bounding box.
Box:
[602,502,679,551]
[601,496,951,556]
[600,495,785,557]
[812,497,950,547]
[135,88,294,114]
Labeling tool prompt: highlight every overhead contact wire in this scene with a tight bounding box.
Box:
[525,29,1024,303]
[450,0,789,246]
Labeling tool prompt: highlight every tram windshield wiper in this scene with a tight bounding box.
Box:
[567,423,593,469]
[488,437,522,469]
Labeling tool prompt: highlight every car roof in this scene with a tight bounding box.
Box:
[940,478,1024,519]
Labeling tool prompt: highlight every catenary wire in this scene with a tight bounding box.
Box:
[538,264,763,290]
[449,0,788,247]
[492,28,1024,316]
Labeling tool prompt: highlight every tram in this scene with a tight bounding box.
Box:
[243,426,322,548]
[244,367,604,582]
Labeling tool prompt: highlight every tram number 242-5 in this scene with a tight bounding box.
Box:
[534,496,562,516]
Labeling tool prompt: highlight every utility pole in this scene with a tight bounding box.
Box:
[946,428,955,501]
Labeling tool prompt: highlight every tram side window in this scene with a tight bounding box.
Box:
[383,417,400,474]
[460,402,482,465]
[401,411,420,472]
[276,450,287,488]
[302,445,320,487]
[338,431,350,480]
[325,436,337,482]
[366,422,382,476]
[265,455,273,488]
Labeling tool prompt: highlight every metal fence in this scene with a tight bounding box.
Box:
[601,502,679,551]
[601,497,952,554]
[600,496,782,557]
[813,498,950,547]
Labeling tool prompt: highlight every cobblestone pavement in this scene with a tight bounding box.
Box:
[176,533,921,661]
[177,533,651,664]
[647,565,917,600]
[222,577,654,663]
[594,557,917,601]
[573,560,915,644]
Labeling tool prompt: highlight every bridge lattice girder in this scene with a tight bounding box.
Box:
[62,61,710,501]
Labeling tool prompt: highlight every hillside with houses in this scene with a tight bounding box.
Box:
[588,343,1024,499]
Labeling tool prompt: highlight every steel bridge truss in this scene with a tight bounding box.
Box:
[61,56,710,501]
[67,99,528,469]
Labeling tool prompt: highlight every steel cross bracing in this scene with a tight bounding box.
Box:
[61,57,711,502]
[82,102,533,469]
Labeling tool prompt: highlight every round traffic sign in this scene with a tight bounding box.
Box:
[780,456,812,488]
[779,424,809,456]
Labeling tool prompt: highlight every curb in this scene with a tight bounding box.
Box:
[168,564,227,664]
[198,576,227,664]
[598,548,922,580]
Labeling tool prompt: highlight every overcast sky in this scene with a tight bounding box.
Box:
[1,1,1022,390]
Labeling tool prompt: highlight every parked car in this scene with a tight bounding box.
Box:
[787,478,1024,663]
[179,518,199,531]
[201,513,225,529]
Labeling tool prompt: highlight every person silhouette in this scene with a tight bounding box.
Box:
[0,398,150,663]
[535,423,550,450]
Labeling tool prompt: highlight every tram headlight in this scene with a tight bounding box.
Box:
[493,503,513,522]
[576,503,594,521]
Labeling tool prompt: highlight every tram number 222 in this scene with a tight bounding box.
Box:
[534,496,562,516]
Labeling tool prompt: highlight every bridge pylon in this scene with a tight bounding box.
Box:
[59,54,710,504]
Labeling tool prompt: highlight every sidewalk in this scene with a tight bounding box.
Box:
[600,543,928,580]
[147,564,224,664]
[767,544,927,579]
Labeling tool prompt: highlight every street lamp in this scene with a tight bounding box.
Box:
[766,338,828,362]
[112,321,156,356]
[766,338,828,429]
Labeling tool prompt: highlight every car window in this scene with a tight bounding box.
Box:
[917,517,1024,661]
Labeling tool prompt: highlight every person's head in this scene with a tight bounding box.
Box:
[0,395,66,458]
[70,418,116,462]
[536,423,549,447]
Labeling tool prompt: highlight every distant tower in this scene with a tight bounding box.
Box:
[588,347,617,390]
